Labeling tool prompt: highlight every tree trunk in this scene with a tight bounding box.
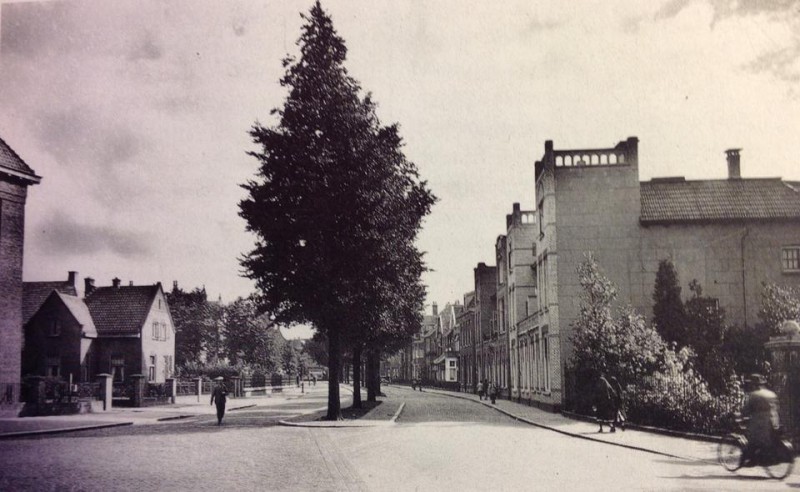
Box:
[325,329,342,420]
[366,350,379,402]
[352,345,362,408]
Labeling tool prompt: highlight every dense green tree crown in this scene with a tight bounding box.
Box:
[652,259,687,347]
[239,2,434,418]
[240,1,434,337]
[167,286,213,367]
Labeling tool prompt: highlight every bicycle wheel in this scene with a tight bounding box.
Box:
[765,440,794,480]
[765,459,793,479]
[718,437,743,472]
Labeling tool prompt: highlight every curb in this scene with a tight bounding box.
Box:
[0,421,134,439]
[230,404,257,411]
[560,410,722,444]
[156,414,196,422]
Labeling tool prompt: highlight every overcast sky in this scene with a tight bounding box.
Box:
[2,0,799,339]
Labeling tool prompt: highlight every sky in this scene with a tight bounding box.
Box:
[2,0,799,340]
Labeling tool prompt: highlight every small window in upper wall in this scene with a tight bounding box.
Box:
[49,319,61,337]
[783,247,800,273]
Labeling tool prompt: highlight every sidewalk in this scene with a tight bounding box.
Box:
[0,384,315,439]
[420,386,720,463]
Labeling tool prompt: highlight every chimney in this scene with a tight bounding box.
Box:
[129,281,133,286]
[432,302,438,316]
[726,148,741,179]
[84,277,95,297]
[112,277,121,288]
[67,271,78,288]
[172,280,179,292]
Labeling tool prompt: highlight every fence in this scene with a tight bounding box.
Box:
[565,370,744,435]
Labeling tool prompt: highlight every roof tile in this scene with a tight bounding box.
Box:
[641,179,800,223]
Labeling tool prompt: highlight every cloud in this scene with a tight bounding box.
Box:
[128,32,164,61]
[654,0,694,21]
[36,212,152,259]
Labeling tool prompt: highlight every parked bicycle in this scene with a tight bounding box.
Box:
[717,427,795,479]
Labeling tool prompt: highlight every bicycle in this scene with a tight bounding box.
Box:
[718,429,795,480]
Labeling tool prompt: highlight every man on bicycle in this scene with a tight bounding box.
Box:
[741,373,780,465]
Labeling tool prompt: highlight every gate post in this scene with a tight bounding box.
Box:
[97,373,112,411]
[765,320,800,446]
[166,377,177,404]
[131,374,146,407]
[196,377,203,403]
[230,376,241,398]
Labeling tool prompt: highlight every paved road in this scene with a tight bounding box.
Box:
[0,384,796,491]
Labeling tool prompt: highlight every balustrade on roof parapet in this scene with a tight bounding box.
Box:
[553,148,626,167]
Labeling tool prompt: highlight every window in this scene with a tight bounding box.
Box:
[538,202,544,237]
[49,319,61,337]
[46,356,60,378]
[111,356,125,382]
[164,355,173,378]
[148,355,156,381]
[782,247,800,272]
[449,360,456,367]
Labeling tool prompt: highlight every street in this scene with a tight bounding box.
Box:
[0,385,795,491]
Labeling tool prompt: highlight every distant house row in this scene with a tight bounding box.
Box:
[22,272,175,384]
[387,137,800,411]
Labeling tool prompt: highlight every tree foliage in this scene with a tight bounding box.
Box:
[166,285,216,367]
[223,296,281,372]
[758,282,800,335]
[570,254,685,383]
[652,259,687,346]
[240,2,434,419]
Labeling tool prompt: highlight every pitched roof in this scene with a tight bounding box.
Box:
[85,285,160,335]
[54,292,97,338]
[22,281,78,324]
[640,178,800,224]
[0,136,40,183]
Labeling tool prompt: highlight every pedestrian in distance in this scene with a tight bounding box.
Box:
[489,381,498,404]
[210,377,228,426]
[594,372,616,433]
[476,380,484,400]
[482,379,488,401]
[312,374,317,386]
[609,375,626,431]
[418,378,423,392]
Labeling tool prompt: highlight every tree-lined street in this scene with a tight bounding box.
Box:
[1,385,795,491]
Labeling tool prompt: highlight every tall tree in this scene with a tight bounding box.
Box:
[652,259,687,347]
[167,285,214,368]
[223,296,280,372]
[240,2,434,419]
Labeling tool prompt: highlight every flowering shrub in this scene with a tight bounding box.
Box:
[568,254,744,435]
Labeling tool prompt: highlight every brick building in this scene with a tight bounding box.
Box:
[474,262,497,386]
[531,137,800,411]
[495,204,538,402]
[0,137,40,410]
[457,291,476,392]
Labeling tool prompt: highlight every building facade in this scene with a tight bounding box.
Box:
[23,276,176,384]
[496,203,538,402]
[0,137,40,410]
[532,137,800,411]
[474,262,497,385]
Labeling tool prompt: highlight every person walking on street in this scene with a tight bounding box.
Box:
[210,377,228,426]
[489,381,498,404]
[594,372,616,433]
[477,380,484,400]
